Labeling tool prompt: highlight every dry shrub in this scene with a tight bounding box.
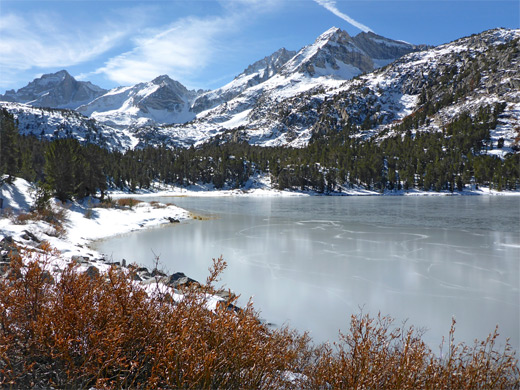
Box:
[303,313,520,389]
[188,212,213,221]
[0,247,305,389]
[95,197,142,210]
[12,204,68,238]
[116,198,142,209]
[0,245,518,389]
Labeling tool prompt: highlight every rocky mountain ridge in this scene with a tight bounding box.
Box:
[1,27,518,158]
[0,70,107,110]
[76,75,204,128]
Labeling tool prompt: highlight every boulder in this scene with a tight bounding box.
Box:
[168,272,200,289]
[151,268,167,277]
[85,266,100,279]
[21,230,40,243]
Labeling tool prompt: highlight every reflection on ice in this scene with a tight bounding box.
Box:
[94,196,520,353]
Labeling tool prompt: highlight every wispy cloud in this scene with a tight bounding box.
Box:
[314,0,373,33]
[94,15,235,86]
[94,1,283,87]
[0,12,133,75]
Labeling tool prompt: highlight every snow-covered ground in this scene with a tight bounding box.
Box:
[0,178,190,267]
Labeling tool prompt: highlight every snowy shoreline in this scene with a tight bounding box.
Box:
[1,176,519,268]
[0,178,191,274]
[106,177,520,198]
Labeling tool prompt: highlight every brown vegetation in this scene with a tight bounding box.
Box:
[0,245,519,389]
[11,205,68,238]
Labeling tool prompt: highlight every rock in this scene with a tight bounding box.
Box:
[85,266,100,279]
[142,275,169,285]
[21,230,41,243]
[0,236,14,249]
[166,217,180,223]
[71,255,89,264]
[169,271,187,280]
[151,268,167,277]
[215,290,236,301]
[217,300,243,314]
[168,272,200,289]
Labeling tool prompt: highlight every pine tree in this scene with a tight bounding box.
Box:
[0,108,20,182]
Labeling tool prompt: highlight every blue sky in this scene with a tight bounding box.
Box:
[0,0,518,93]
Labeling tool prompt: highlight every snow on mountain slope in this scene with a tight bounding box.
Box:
[305,28,520,153]
[151,27,424,147]
[1,102,137,150]
[0,70,107,109]
[191,48,296,114]
[77,75,203,128]
[159,28,518,150]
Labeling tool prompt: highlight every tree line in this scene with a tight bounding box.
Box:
[1,105,518,202]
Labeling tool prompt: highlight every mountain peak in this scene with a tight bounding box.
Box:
[152,74,174,84]
[0,70,106,109]
[280,26,423,77]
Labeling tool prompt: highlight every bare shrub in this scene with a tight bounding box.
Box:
[116,198,142,209]
[0,246,518,389]
[12,204,68,238]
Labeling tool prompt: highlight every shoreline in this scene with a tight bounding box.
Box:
[105,179,520,198]
[0,178,192,275]
[1,176,519,269]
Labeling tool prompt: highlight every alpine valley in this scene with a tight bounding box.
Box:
[1,27,519,195]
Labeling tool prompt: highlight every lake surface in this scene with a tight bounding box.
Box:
[94,196,520,352]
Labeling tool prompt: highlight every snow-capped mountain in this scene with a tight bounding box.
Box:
[0,70,107,110]
[279,27,425,78]
[77,75,203,128]
[191,48,297,114]
[152,27,425,147]
[138,28,518,152]
[2,102,136,151]
[2,27,517,158]
[227,27,520,153]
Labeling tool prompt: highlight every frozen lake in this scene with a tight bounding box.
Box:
[94,196,520,351]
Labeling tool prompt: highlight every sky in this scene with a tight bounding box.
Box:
[0,0,518,93]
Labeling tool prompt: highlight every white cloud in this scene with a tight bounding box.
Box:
[95,15,236,85]
[0,12,132,72]
[314,0,373,33]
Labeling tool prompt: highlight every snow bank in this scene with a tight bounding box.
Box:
[0,177,190,263]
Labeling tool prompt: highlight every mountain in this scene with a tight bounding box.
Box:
[1,102,135,151]
[136,28,518,153]
[152,27,426,147]
[2,27,517,159]
[0,70,107,109]
[76,75,203,128]
[304,27,520,156]
[279,27,425,78]
[191,48,297,114]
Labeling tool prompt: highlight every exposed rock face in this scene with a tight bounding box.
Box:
[0,70,107,109]
[281,27,424,77]
[351,32,429,64]
[77,75,203,127]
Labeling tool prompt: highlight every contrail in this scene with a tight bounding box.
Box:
[314,0,373,33]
